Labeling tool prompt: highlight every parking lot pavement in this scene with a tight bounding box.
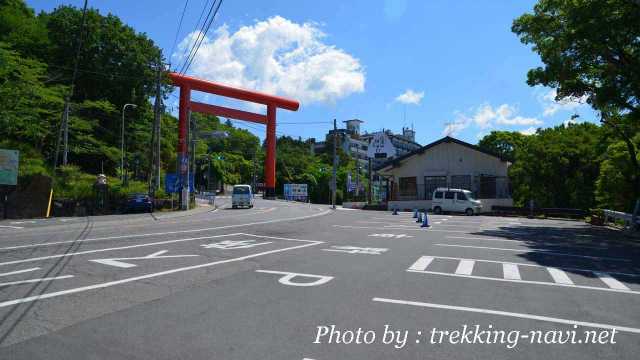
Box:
[0,204,639,359]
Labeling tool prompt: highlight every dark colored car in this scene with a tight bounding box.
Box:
[124,193,154,213]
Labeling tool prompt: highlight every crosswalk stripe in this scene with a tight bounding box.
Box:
[594,272,630,290]
[502,263,521,280]
[408,256,434,271]
[455,260,475,275]
[547,267,573,285]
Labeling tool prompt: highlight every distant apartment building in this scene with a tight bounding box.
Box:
[310,119,421,170]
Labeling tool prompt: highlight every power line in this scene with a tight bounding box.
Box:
[168,0,190,67]
[178,0,224,75]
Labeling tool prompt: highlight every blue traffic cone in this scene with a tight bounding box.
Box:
[412,209,418,218]
[392,208,398,215]
[416,211,422,223]
[421,211,430,227]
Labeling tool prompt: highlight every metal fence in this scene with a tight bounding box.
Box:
[603,209,640,229]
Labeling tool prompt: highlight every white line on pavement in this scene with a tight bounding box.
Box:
[502,263,521,280]
[0,275,74,287]
[0,267,40,277]
[0,210,332,251]
[332,225,467,233]
[0,225,24,229]
[372,297,640,334]
[406,254,640,277]
[406,269,640,295]
[455,259,475,275]
[594,272,630,291]
[408,256,434,271]
[433,243,632,262]
[445,236,606,250]
[0,239,323,308]
[547,268,574,285]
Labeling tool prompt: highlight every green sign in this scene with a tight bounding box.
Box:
[0,149,19,185]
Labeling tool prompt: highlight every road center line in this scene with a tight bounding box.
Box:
[0,240,323,308]
[372,297,640,334]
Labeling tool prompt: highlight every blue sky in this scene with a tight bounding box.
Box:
[28,0,598,145]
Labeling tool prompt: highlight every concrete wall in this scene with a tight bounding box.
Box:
[387,198,514,212]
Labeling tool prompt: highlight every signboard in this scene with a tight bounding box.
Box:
[366,132,396,159]
[165,172,194,194]
[283,183,308,201]
[0,149,19,186]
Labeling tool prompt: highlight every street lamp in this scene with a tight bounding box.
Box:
[121,103,137,182]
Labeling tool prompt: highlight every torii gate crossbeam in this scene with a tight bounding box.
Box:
[169,73,299,206]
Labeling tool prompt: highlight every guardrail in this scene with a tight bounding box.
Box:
[603,209,640,229]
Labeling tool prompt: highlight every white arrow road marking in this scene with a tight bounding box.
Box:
[90,250,199,268]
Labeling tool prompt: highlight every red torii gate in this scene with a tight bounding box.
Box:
[169,73,299,204]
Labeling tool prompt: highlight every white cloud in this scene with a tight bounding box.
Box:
[173,16,365,105]
[442,103,542,136]
[540,89,588,117]
[395,89,424,105]
[519,127,537,135]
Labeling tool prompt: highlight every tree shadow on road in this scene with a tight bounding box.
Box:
[467,222,640,285]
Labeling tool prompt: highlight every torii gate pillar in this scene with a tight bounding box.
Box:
[169,73,299,207]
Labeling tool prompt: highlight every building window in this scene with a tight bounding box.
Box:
[451,175,472,191]
[478,176,497,199]
[424,176,447,200]
[399,177,417,196]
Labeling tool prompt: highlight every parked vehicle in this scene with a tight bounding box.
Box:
[232,184,254,209]
[124,193,153,213]
[431,187,482,215]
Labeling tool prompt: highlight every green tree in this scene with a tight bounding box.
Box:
[512,0,640,208]
[508,123,605,209]
[478,131,528,162]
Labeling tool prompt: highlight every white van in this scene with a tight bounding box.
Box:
[431,188,482,215]
[232,184,254,209]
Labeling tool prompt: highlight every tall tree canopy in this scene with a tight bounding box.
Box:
[512,0,640,207]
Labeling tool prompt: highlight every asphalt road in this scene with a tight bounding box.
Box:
[0,199,639,359]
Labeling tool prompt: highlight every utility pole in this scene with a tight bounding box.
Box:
[368,158,373,204]
[191,117,197,192]
[121,103,137,182]
[62,101,70,166]
[332,118,337,209]
[152,60,162,192]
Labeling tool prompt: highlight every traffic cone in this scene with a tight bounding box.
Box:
[392,208,398,215]
[412,209,418,218]
[421,211,430,227]
[416,211,422,223]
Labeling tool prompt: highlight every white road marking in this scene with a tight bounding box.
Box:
[11,221,36,224]
[0,267,40,277]
[408,256,435,271]
[0,234,237,267]
[445,236,607,250]
[407,254,640,277]
[0,225,23,229]
[594,272,630,291]
[455,260,475,275]
[0,236,323,308]
[0,275,74,287]
[372,297,640,334]
[333,225,467,233]
[433,243,632,262]
[368,233,413,239]
[502,263,521,280]
[322,246,388,255]
[256,270,334,287]
[90,250,199,268]
[407,269,640,295]
[201,240,272,249]
[547,267,574,285]
[0,209,332,251]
